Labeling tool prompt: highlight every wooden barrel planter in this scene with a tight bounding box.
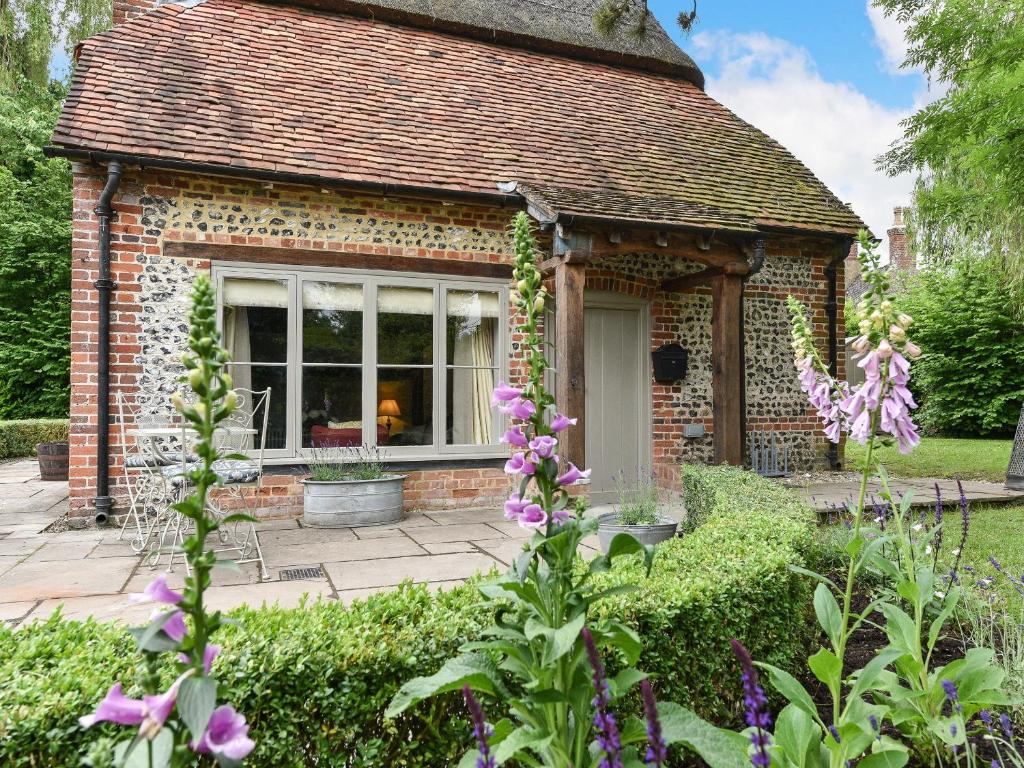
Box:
[37,441,69,481]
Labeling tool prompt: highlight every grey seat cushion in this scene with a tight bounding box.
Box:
[161,458,260,486]
[125,451,196,469]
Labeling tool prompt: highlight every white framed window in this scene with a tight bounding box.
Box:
[212,263,509,462]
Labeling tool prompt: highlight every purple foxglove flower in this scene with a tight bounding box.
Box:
[852,334,870,354]
[79,683,147,728]
[904,341,921,358]
[730,639,772,768]
[503,494,530,521]
[462,686,496,768]
[490,381,522,407]
[499,426,529,448]
[179,643,221,675]
[528,435,558,459]
[504,453,536,476]
[556,463,591,486]
[518,503,548,530]
[582,628,623,768]
[877,339,893,359]
[510,397,537,421]
[154,609,188,643]
[192,705,255,761]
[550,413,577,432]
[640,679,667,766]
[551,507,574,526]
[130,573,183,605]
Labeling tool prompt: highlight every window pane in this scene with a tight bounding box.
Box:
[378,286,433,365]
[302,367,363,448]
[446,290,500,366]
[303,282,363,364]
[227,364,287,450]
[222,278,288,364]
[378,368,433,446]
[446,367,497,445]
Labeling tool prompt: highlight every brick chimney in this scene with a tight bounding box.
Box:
[888,206,913,273]
[113,0,159,24]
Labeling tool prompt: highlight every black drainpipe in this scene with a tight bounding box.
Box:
[93,160,122,525]
[739,237,767,463]
[824,238,852,471]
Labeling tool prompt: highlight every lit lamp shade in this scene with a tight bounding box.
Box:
[377,399,401,418]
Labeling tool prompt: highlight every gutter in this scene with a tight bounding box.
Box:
[43,147,523,209]
[825,237,853,471]
[93,160,122,525]
[739,237,766,463]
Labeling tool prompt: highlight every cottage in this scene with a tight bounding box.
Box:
[49,0,862,525]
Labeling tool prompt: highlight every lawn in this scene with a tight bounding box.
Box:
[844,436,1012,483]
[944,502,1024,601]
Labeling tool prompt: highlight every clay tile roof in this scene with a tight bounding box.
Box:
[51,0,866,237]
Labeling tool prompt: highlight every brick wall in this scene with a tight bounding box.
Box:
[69,163,843,523]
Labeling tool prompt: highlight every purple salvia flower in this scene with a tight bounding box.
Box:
[934,485,944,555]
[640,679,667,767]
[979,711,994,734]
[999,713,1014,742]
[869,715,880,740]
[942,680,962,713]
[730,639,772,767]
[582,628,623,768]
[462,686,495,768]
[828,725,841,744]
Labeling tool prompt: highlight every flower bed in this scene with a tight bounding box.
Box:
[0,466,814,767]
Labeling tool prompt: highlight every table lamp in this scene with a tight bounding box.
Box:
[377,399,401,433]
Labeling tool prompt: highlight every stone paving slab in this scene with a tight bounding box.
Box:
[793,476,1024,513]
[324,552,501,591]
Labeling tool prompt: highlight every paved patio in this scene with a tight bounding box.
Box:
[2,459,1021,628]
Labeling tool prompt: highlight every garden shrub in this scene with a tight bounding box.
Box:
[0,466,814,768]
[899,257,1024,437]
[0,417,68,459]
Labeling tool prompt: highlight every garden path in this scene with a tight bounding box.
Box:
[1,459,1020,628]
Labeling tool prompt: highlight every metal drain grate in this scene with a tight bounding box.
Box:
[279,566,323,581]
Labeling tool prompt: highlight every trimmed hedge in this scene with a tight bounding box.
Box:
[0,418,68,460]
[0,465,815,767]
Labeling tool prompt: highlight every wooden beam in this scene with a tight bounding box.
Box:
[164,242,514,279]
[555,261,586,469]
[711,272,744,466]
[661,261,749,293]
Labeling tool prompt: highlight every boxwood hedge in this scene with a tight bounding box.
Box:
[0,465,815,767]
[0,418,68,459]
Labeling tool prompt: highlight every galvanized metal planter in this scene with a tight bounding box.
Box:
[596,511,678,553]
[302,475,405,528]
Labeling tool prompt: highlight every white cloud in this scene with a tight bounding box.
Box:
[691,30,916,255]
[866,2,911,75]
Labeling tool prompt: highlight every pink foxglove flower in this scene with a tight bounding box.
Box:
[556,463,591,486]
[490,381,523,407]
[504,452,536,476]
[550,413,577,432]
[551,507,574,526]
[130,573,183,606]
[528,435,558,459]
[179,643,221,675]
[518,503,548,529]
[79,684,147,728]
[509,398,536,421]
[504,494,530,521]
[500,426,529,448]
[153,609,188,643]
[192,705,255,761]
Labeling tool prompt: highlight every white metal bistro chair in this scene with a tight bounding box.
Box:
[150,387,271,579]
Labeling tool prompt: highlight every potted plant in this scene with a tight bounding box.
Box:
[596,470,678,552]
[302,445,405,527]
[36,440,69,481]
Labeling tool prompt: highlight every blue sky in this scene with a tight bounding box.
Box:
[647,0,932,251]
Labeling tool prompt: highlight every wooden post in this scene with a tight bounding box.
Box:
[555,261,586,468]
[711,272,744,465]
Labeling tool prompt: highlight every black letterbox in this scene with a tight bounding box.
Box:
[652,343,687,382]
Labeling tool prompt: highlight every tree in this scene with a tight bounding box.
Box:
[594,0,698,40]
[0,77,73,418]
[1,0,110,88]
[873,0,1024,285]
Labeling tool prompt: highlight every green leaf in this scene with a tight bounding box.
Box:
[759,663,821,723]
[610,668,647,699]
[808,648,842,693]
[178,675,217,741]
[659,702,750,768]
[493,725,552,765]
[858,750,910,768]
[602,621,643,665]
[385,653,507,717]
[773,704,820,768]
[813,584,843,649]
[115,729,173,768]
[545,611,585,665]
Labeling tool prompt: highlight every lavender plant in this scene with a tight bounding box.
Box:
[387,212,745,768]
[79,275,255,767]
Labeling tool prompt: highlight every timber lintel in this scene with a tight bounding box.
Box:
[661,261,749,292]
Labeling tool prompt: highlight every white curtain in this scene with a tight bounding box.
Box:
[448,291,499,444]
[223,305,253,394]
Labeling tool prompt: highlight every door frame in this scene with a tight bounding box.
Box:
[583,291,653,489]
